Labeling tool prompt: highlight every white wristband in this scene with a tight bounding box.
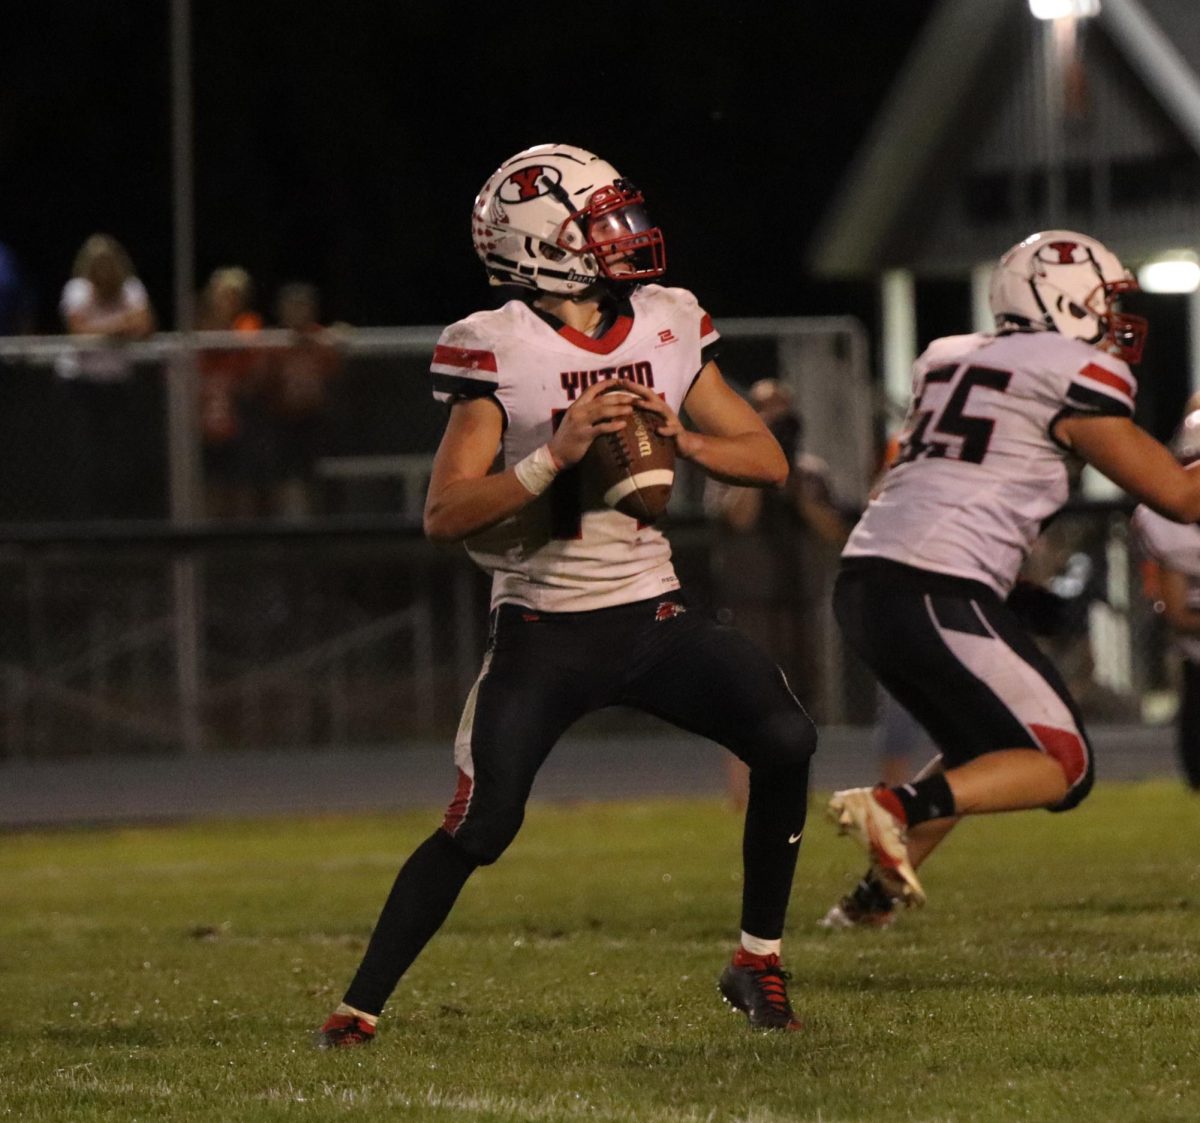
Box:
[513,444,562,496]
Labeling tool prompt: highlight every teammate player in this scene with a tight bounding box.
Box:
[316,145,816,1044]
[1133,409,1200,791]
[822,229,1200,927]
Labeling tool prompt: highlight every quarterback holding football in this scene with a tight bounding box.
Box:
[317,145,817,1045]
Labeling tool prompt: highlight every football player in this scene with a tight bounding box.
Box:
[316,145,816,1045]
[822,229,1200,929]
[1132,409,1200,791]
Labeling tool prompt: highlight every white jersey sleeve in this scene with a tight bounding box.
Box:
[1133,504,1200,662]
[844,329,1139,595]
[431,320,502,408]
[429,286,715,612]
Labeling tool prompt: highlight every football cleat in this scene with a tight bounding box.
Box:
[827,787,926,907]
[818,896,897,930]
[314,1012,376,1049]
[718,951,802,1032]
[818,873,899,930]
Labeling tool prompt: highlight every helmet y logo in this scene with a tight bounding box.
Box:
[499,165,563,203]
[1045,241,1082,264]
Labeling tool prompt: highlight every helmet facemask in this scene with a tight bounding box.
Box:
[1089,278,1147,365]
[553,180,666,284]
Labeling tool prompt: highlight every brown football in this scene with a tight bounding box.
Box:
[580,385,676,522]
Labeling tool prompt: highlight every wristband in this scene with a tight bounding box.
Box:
[513,444,562,496]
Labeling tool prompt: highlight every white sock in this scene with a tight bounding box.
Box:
[740,932,782,957]
[335,1002,378,1027]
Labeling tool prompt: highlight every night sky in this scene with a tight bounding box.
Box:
[0,2,938,333]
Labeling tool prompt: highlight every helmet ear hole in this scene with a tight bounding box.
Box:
[1066,301,1087,320]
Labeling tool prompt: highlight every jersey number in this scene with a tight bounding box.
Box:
[896,364,1012,466]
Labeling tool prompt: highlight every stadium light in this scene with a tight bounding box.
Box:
[1138,253,1200,294]
[1028,0,1100,18]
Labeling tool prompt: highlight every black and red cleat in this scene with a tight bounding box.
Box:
[314,1012,376,1049]
[718,949,802,1032]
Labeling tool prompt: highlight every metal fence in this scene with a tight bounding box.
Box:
[0,317,873,526]
[0,500,1171,762]
[0,324,1175,761]
[0,526,482,759]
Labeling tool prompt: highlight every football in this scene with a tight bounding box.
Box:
[580,386,676,522]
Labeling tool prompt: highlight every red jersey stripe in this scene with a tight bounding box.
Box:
[554,314,634,355]
[433,344,498,373]
[700,313,715,339]
[1077,361,1133,398]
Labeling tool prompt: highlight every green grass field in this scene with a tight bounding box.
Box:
[1,781,1197,1122]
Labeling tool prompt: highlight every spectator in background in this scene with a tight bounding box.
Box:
[57,233,156,517]
[706,378,851,806]
[59,233,155,373]
[263,282,342,518]
[707,380,851,666]
[197,267,267,519]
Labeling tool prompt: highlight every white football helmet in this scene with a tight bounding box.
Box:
[471,144,666,296]
[988,229,1147,363]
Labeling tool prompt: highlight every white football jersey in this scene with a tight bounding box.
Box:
[430,284,720,611]
[844,329,1137,596]
[1132,505,1200,663]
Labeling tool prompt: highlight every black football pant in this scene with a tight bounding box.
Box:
[343,592,816,1016]
[835,558,1094,812]
[1177,658,1200,790]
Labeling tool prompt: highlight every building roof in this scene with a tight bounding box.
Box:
[809,0,1200,277]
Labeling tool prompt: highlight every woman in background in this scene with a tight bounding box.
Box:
[197,267,267,519]
[57,233,156,517]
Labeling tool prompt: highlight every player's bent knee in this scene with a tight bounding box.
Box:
[452,807,526,866]
[752,709,817,772]
[453,835,512,867]
[1049,765,1094,812]
[1042,727,1094,813]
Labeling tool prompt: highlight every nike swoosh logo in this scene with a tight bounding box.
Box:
[788,832,803,844]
